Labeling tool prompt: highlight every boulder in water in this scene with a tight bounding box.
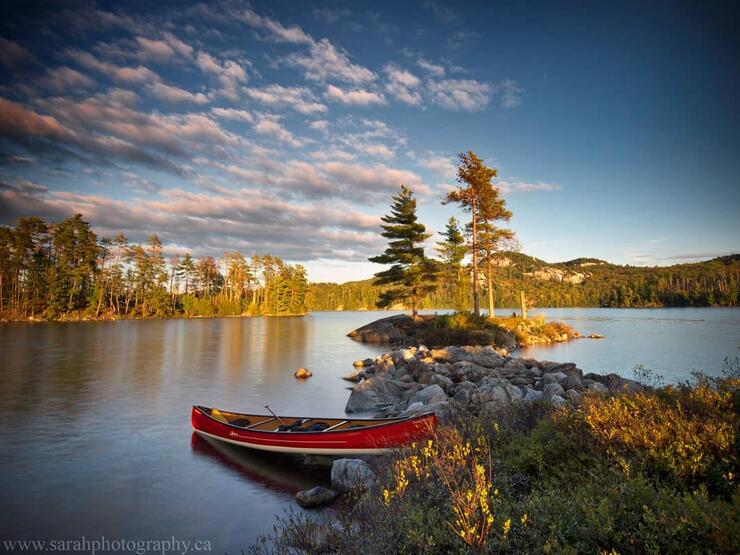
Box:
[294,368,313,379]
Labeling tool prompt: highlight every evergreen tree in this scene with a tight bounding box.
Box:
[476,187,515,318]
[443,150,499,317]
[436,216,467,309]
[177,253,195,295]
[369,185,438,318]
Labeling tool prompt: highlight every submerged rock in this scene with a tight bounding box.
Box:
[294,486,339,508]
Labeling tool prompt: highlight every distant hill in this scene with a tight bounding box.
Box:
[306,254,739,310]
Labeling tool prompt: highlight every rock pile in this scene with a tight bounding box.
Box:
[345,345,643,419]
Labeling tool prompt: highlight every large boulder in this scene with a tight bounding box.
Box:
[409,384,447,406]
[525,388,544,402]
[542,372,568,385]
[475,376,523,405]
[543,382,566,401]
[294,486,339,508]
[347,315,414,343]
[331,459,376,492]
[345,375,408,413]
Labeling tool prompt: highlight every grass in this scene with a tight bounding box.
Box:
[250,365,740,554]
[410,311,578,348]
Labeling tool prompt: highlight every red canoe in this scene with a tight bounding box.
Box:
[191,405,436,455]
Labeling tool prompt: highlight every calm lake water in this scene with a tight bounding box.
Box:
[1,308,738,551]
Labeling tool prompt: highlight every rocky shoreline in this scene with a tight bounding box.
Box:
[295,345,644,508]
[343,344,642,420]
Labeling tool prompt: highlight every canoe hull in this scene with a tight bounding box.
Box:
[191,406,436,455]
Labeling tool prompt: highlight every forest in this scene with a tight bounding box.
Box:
[0,214,737,322]
[309,251,739,311]
[0,215,309,320]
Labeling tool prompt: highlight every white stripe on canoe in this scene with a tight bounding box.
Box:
[194,429,391,455]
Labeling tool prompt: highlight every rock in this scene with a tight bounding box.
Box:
[294,486,339,508]
[566,373,582,390]
[399,374,413,383]
[451,388,471,406]
[425,401,453,422]
[345,376,408,413]
[543,382,565,401]
[405,401,425,413]
[606,373,644,394]
[331,459,376,492]
[343,368,365,382]
[542,372,568,385]
[430,373,454,391]
[452,361,488,382]
[525,389,544,402]
[521,358,540,369]
[294,368,313,379]
[565,389,582,405]
[476,376,523,405]
[347,314,413,343]
[583,372,608,384]
[353,358,375,367]
[400,348,417,361]
[588,382,609,394]
[586,334,605,339]
[550,395,567,406]
[409,384,447,406]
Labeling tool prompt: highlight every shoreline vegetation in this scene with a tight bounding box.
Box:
[346,312,584,350]
[252,346,739,554]
[0,213,737,323]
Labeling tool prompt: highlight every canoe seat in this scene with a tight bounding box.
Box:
[347,424,365,429]
[230,418,251,427]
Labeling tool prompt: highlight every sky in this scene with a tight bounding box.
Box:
[0,0,738,282]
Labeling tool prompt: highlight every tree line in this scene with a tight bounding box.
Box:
[337,150,738,313]
[0,215,308,320]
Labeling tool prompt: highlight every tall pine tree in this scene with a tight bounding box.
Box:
[443,150,499,317]
[476,192,516,318]
[369,185,438,318]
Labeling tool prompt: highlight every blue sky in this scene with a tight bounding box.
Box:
[1,0,738,282]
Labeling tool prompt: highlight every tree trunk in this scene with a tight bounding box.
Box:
[486,261,494,319]
[520,291,527,319]
[471,198,480,316]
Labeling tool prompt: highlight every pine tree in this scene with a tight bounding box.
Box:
[177,253,195,295]
[369,185,438,318]
[476,190,515,318]
[443,151,499,317]
[436,216,467,309]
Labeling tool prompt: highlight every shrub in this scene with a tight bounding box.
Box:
[578,377,739,496]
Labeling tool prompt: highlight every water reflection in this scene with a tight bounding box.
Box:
[190,433,330,494]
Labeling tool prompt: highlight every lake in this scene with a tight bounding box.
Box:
[1,308,738,551]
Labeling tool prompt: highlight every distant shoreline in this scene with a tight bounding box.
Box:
[2,305,736,325]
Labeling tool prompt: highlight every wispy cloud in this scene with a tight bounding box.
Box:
[325,84,386,106]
